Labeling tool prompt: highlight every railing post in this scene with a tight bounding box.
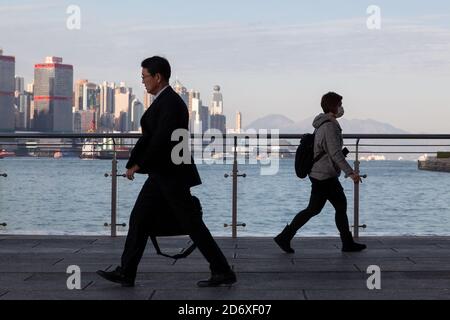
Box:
[224,135,246,238]
[111,138,117,237]
[353,138,361,238]
[231,136,239,238]
[0,171,7,227]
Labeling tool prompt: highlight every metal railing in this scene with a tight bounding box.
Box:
[1,132,449,238]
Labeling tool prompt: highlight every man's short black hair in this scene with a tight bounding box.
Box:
[321,92,343,113]
[141,56,171,81]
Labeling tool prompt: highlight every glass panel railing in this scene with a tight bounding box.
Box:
[1,133,449,237]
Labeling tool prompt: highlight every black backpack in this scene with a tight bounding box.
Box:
[148,195,202,260]
[295,121,330,178]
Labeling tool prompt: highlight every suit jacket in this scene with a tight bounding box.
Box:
[126,86,202,188]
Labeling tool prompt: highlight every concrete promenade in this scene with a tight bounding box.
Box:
[0,235,449,300]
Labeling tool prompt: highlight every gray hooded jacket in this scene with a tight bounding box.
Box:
[309,113,354,180]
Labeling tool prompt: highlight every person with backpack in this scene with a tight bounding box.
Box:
[274,92,367,253]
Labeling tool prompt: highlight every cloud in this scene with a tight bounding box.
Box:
[0,1,59,13]
[103,17,450,76]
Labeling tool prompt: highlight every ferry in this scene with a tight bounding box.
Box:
[80,141,101,160]
[0,149,16,159]
[361,154,386,161]
[53,151,63,159]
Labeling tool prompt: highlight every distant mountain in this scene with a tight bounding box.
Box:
[245,114,409,134]
[245,114,295,131]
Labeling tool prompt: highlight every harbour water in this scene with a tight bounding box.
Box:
[0,157,449,236]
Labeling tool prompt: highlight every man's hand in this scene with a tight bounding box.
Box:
[349,173,362,184]
[126,164,140,181]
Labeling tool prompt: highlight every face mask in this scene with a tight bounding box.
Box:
[336,106,344,118]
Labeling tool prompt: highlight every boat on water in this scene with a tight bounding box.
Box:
[0,149,16,159]
[53,151,63,159]
[360,154,386,161]
[79,141,101,160]
[79,139,131,160]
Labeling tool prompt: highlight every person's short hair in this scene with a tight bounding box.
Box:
[321,92,342,113]
[141,56,171,81]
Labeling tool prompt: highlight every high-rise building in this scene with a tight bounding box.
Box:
[33,56,73,132]
[14,76,27,130]
[210,114,226,134]
[15,76,24,94]
[191,97,209,133]
[143,90,154,109]
[209,85,226,133]
[100,81,115,115]
[210,85,223,115]
[173,78,189,106]
[98,81,115,132]
[236,111,242,132]
[26,83,35,129]
[73,110,96,133]
[26,82,34,94]
[82,82,99,111]
[188,90,200,116]
[114,82,132,131]
[0,49,16,131]
[15,92,33,130]
[74,79,88,111]
[130,99,144,131]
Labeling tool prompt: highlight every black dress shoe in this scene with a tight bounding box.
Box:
[197,271,237,288]
[96,266,135,287]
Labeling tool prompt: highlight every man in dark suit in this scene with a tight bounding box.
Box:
[97,56,236,287]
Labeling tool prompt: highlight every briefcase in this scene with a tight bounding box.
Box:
[148,195,202,260]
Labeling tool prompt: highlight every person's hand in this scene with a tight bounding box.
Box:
[349,173,362,184]
[126,164,140,181]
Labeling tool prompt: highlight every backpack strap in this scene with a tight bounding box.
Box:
[150,235,197,260]
[312,120,331,164]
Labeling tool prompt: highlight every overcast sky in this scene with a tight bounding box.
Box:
[1,0,450,133]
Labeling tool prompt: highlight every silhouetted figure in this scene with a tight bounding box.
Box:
[97,56,236,287]
[274,92,366,253]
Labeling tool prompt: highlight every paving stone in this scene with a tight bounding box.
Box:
[305,288,450,300]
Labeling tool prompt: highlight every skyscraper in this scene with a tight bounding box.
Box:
[210,85,223,115]
[14,76,28,130]
[209,85,226,133]
[82,82,99,111]
[73,110,96,133]
[173,78,189,106]
[236,111,242,133]
[130,99,144,131]
[143,90,154,109]
[15,76,24,94]
[188,90,200,116]
[210,114,226,133]
[33,56,73,132]
[191,97,209,133]
[0,49,16,131]
[74,79,88,111]
[114,82,132,132]
[100,81,115,115]
[26,82,34,94]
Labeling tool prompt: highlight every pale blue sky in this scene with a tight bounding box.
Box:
[1,0,450,132]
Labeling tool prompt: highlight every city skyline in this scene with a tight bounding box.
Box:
[0,49,235,133]
[1,1,450,132]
